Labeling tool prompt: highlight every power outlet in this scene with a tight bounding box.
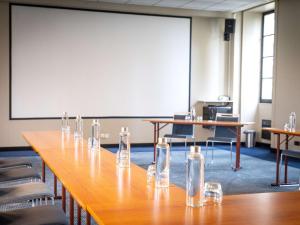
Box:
[294,141,300,146]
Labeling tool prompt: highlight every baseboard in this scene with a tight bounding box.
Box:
[0,143,201,151]
[103,141,234,148]
[0,142,271,151]
[255,142,271,149]
[105,141,273,149]
[0,146,33,151]
[102,143,153,148]
[105,142,212,148]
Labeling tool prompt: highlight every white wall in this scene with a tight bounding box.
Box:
[231,13,242,116]
[191,17,228,141]
[190,18,227,104]
[272,0,300,149]
[0,1,229,147]
[240,11,261,132]
[232,7,273,144]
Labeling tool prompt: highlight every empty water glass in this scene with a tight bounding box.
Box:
[61,112,70,133]
[74,115,83,138]
[197,116,203,122]
[147,164,156,185]
[191,107,196,120]
[185,114,192,121]
[204,182,223,205]
[284,123,289,131]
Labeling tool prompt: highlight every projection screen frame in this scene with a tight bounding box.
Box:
[9,3,192,120]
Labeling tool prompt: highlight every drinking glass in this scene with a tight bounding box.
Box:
[147,164,156,185]
[197,116,203,122]
[61,112,70,133]
[284,123,289,131]
[74,115,83,138]
[204,182,223,205]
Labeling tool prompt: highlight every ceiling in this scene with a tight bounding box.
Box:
[87,0,273,12]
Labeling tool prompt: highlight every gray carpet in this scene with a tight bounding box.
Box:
[130,148,300,194]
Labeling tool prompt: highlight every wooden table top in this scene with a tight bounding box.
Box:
[262,127,300,136]
[23,131,155,209]
[88,191,300,225]
[144,119,253,127]
[23,131,300,225]
[23,130,80,151]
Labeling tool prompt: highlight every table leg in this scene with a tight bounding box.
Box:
[53,175,62,200]
[233,126,241,171]
[69,194,74,225]
[86,211,91,225]
[62,186,66,213]
[284,134,289,184]
[77,203,81,225]
[156,124,160,151]
[42,161,46,182]
[153,122,159,163]
[272,133,281,186]
[54,175,57,197]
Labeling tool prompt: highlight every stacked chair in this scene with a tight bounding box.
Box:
[0,157,67,225]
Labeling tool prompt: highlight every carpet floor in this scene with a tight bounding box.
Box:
[109,145,300,194]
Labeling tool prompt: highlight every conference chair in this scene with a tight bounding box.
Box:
[0,167,48,211]
[0,182,54,211]
[205,114,239,166]
[0,205,67,225]
[164,114,195,157]
[279,149,300,186]
[0,158,32,169]
[0,167,40,185]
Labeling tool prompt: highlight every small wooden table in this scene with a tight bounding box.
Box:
[144,119,252,171]
[262,127,300,186]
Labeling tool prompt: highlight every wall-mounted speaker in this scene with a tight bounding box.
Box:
[225,18,236,34]
[224,32,230,41]
[224,18,236,41]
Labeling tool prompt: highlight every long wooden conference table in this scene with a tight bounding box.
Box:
[144,119,252,171]
[23,131,300,225]
[262,127,300,186]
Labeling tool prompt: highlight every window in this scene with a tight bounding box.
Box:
[260,11,275,103]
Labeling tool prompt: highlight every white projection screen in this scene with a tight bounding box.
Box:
[10,4,191,119]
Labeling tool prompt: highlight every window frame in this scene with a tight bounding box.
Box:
[260,10,275,104]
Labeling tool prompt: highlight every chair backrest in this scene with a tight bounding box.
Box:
[214,114,239,139]
[172,114,194,137]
